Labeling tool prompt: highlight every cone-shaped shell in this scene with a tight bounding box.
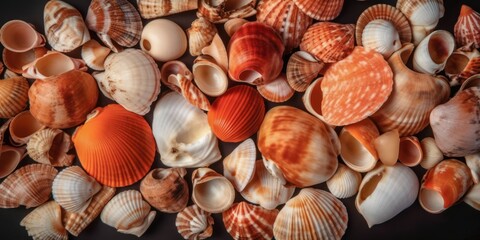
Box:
[223,202,279,240]
[20,201,68,240]
[140,168,189,213]
[223,138,256,192]
[197,0,257,24]
[258,106,340,187]
[26,128,74,167]
[187,17,217,56]
[137,0,198,19]
[175,204,213,240]
[0,145,26,179]
[454,5,480,49]
[273,188,348,240]
[72,104,155,187]
[208,85,265,143]
[327,163,362,199]
[191,168,235,213]
[419,137,444,170]
[0,164,57,208]
[0,76,29,118]
[8,110,46,146]
[292,0,344,21]
[81,39,111,71]
[286,51,323,92]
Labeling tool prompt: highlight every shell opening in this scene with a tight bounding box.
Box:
[340,130,376,171]
[428,34,453,64]
[419,189,444,213]
[151,169,169,180]
[239,70,262,83]
[398,137,422,166]
[1,22,37,50]
[10,112,43,138]
[358,172,383,204]
[0,149,21,177]
[35,53,74,77]
[194,179,232,210]
[48,133,65,165]
[445,53,469,75]
[142,39,151,51]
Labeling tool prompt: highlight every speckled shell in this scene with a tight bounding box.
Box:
[137,0,198,19]
[197,0,257,23]
[26,128,74,167]
[0,76,29,118]
[175,204,213,240]
[187,17,217,56]
[20,201,68,240]
[292,0,344,21]
[286,51,323,92]
[327,163,362,199]
[455,5,480,48]
[223,138,256,192]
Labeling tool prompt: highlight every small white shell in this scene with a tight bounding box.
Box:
[327,163,362,199]
[20,201,68,240]
[140,19,187,62]
[26,128,74,167]
[361,19,402,58]
[191,168,235,213]
[257,74,295,103]
[420,137,444,170]
[81,39,111,71]
[223,138,256,192]
[175,204,214,240]
[192,56,229,97]
[413,30,455,74]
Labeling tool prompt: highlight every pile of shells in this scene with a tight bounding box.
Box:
[0,0,479,239]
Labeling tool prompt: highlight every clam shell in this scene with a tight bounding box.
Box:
[22,51,87,79]
[292,0,344,21]
[361,19,402,58]
[153,92,221,168]
[81,39,111,71]
[398,136,423,167]
[224,18,248,37]
[327,163,362,199]
[44,0,90,52]
[161,60,193,92]
[201,34,228,73]
[0,164,57,208]
[197,0,257,23]
[464,183,480,211]
[140,19,187,62]
[273,188,348,240]
[286,51,323,92]
[413,30,455,74]
[374,129,400,166]
[454,5,480,49]
[137,0,198,19]
[187,17,217,56]
[466,153,480,183]
[300,22,355,63]
[9,110,45,146]
[192,56,228,97]
[0,145,26,179]
[101,190,156,237]
[223,202,279,240]
[208,85,265,143]
[2,47,47,74]
[191,168,235,213]
[20,201,68,240]
[140,168,189,213]
[445,44,480,86]
[72,104,156,187]
[302,77,325,121]
[223,138,256,192]
[419,137,444,170]
[257,74,295,103]
[26,128,74,167]
[175,204,213,240]
[0,76,29,118]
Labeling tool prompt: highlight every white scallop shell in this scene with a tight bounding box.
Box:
[175,204,214,240]
[20,201,68,240]
[223,138,256,192]
[191,168,235,213]
[361,19,402,58]
[26,128,74,167]
[327,163,362,199]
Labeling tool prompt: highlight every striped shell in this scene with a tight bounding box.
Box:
[196,0,257,24]
[26,128,74,167]
[286,51,323,92]
[223,138,257,192]
[0,76,29,118]
[175,205,213,240]
[455,5,480,49]
[187,17,217,56]
[257,74,295,103]
[327,163,362,199]
[137,0,198,19]
[292,0,344,21]
[20,201,68,240]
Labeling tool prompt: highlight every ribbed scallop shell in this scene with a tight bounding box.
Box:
[191,168,235,213]
[292,0,344,21]
[175,204,213,240]
[137,0,198,19]
[52,166,102,213]
[101,190,156,237]
[26,128,74,167]
[455,5,480,49]
[361,19,402,58]
[187,17,217,56]
[223,138,256,192]
[223,202,279,240]
[44,0,90,52]
[208,85,265,143]
[257,74,295,103]
[300,22,355,63]
[20,201,68,240]
[273,188,348,240]
[0,164,57,208]
[286,51,323,92]
[327,163,362,199]
[72,104,155,187]
[256,0,313,53]
[81,39,111,71]
[0,76,29,118]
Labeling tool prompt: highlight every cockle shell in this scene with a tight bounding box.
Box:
[187,17,217,56]
[419,159,473,214]
[208,85,265,143]
[22,51,87,80]
[153,92,221,168]
[223,138,256,192]
[224,18,248,37]
[374,129,400,166]
[258,106,339,187]
[445,44,480,86]
[20,201,68,240]
[191,168,235,213]
[8,110,45,146]
[223,202,279,240]
[302,77,325,121]
[140,168,189,213]
[0,145,26,179]
[86,0,142,52]
[81,39,111,71]
[52,166,102,213]
[44,0,90,52]
[454,5,480,49]
[137,0,198,19]
[321,46,393,126]
[361,19,402,58]
[26,128,74,167]
[257,74,294,103]
[0,76,29,118]
[286,51,323,92]
[73,104,155,187]
[94,49,161,115]
[300,22,355,63]
[413,30,455,74]
[356,163,419,227]
[292,0,344,21]
[140,19,187,62]
[192,56,228,97]
[327,163,362,199]
[197,0,257,23]
[0,164,57,208]
[175,204,213,240]
[2,47,47,74]
[273,188,348,240]
[398,136,423,167]
[0,20,46,53]
[419,137,444,170]
[29,70,99,129]
[101,190,156,237]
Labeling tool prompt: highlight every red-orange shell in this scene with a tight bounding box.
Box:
[454,5,480,49]
[72,104,155,187]
[292,0,344,21]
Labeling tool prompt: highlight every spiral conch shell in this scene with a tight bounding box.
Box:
[0,76,29,118]
[137,0,198,19]
[26,128,74,167]
[20,201,68,240]
[175,204,213,240]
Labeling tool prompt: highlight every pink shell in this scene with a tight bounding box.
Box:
[454,5,480,49]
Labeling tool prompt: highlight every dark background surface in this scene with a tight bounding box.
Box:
[1,0,480,239]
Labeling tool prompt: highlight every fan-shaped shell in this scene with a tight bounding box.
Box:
[223,138,256,192]
[0,76,29,118]
[175,204,213,240]
[361,19,402,58]
[191,168,235,213]
[81,39,111,71]
[286,51,323,92]
[187,17,217,56]
[197,0,257,24]
[327,163,362,199]
[292,0,344,21]
[26,128,74,167]
[273,188,348,240]
[20,201,68,240]
[455,5,480,49]
[72,104,155,187]
[257,74,295,103]
[137,0,198,19]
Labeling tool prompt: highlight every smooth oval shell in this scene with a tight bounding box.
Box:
[454,5,480,48]
[191,168,235,213]
[466,153,480,183]
[137,0,198,19]
[327,163,362,199]
[175,204,213,240]
[20,201,68,240]
[0,76,29,118]
[26,128,74,167]
[286,51,323,92]
[292,0,344,21]
[361,19,402,58]
[374,129,400,166]
[141,19,187,62]
[223,138,256,192]
[192,56,228,97]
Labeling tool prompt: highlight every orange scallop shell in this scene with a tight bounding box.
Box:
[454,5,480,49]
[72,104,155,187]
[208,85,265,143]
[292,0,344,21]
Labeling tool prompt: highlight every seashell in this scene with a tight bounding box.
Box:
[208,85,265,143]
[257,74,295,103]
[3,69,18,79]
[26,128,74,167]
[460,74,480,92]
[73,104,155,187]
[101,190,156,237]
[256,0,313,53]
[321,46,393,126]
[464,183,480,211]
[224,18,248,37]
[201,34,228,73]
[223,202,279,240]
[192,56,228,97]
[413,30,455,74]
[258,106,339,187]
[300,22,355,63]
[140,168,189,213]
[197,0,257,24]
[93,49,161,115]
[454,5,480,49]
[398,136,423,167]
[9,110,45,146]
[191,168,235,213]
[52,166,102,213]
[0,164,57,208]
[29,70,98,129]
[361,19,402,58]
[152,92,221,168]
[373,129,400,166]
[419,137,444,170]
[22,51,87,80]
[0,76,29,118]
[419,159,473,214]
[371,43,450,136]
[302,77,325,121]
[20,201,67,240]
[137,0,198,19]
[81,39,111,71]
[86,0,142,52]
[175,204,213,240]
[273,188,348,240]
[187,17,217,56]
[292,0,344,21]
[327,163,362,199]
[0,20,46,52]
[44,0,90,52]
[286,51,323,92]
[161,60,193,92]
[466,153,480,183]
[396,0,444,45]
[140,19,187,62]
[168,73,211,111]
[223,138,256,192]
[228,22,284,85]
[445,43,480,86]
[63,186,116,236]
[2,47,47,74]
[339,118,379,172]
[430,86,480,157]
[0,145,26,179]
